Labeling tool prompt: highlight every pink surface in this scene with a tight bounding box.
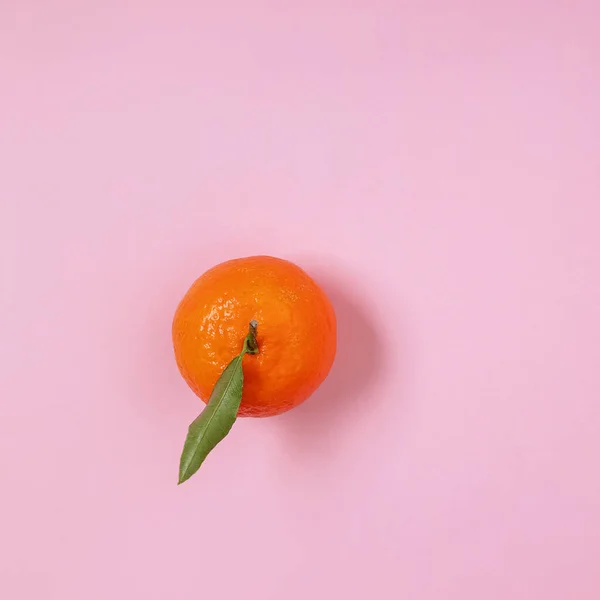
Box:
[1,2,600,599]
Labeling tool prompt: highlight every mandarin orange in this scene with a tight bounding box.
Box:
[172,256,336,418]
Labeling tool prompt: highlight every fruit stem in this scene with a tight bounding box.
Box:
[243,320,259,355]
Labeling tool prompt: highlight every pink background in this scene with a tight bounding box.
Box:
[1,2,599,598]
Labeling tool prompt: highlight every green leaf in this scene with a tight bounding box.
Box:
[177,321,259,485]
[178,355,245,484]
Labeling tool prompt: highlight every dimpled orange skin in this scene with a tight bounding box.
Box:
[172,256,336,417]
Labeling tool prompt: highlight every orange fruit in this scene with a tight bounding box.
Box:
[172,256,336,417]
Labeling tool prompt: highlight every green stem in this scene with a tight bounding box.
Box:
[243,319,259,355]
